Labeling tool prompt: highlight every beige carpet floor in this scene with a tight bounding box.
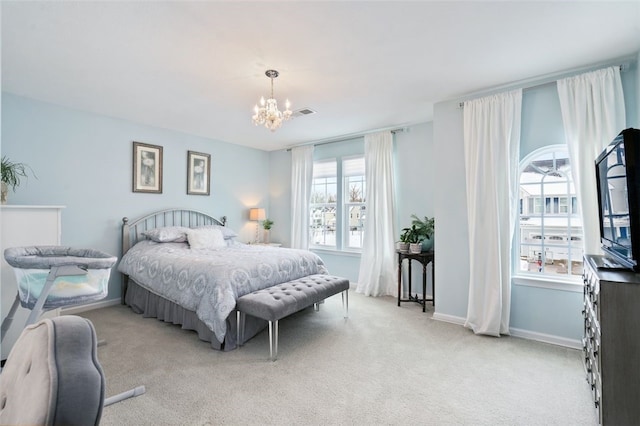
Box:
[81,290,598,426]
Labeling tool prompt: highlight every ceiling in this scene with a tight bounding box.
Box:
[2,1,640,152]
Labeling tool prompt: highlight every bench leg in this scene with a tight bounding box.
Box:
[236,311,245,347]
[313,300,326,312]
[268,320,279,361]
[342,290,349,318]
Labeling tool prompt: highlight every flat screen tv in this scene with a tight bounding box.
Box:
[595,128,640,271]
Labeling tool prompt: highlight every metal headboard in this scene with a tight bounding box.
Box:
[122,208,227,256]
[120,208,227,304]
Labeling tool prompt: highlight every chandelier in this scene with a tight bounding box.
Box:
[252,69,292,131]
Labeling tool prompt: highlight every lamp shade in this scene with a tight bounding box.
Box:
[249,208,266,221]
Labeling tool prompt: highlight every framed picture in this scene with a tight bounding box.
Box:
[187,150,211,195]
[132,142,163,193]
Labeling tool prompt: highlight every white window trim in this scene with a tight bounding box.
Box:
[343,168,365,251]
[512,274,583,293]
[310,158,338,250]
[515,144,584,287]
[310,155,366,253]
[310,247,362,258]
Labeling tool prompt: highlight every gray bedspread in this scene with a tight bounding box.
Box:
[117,241,328,341]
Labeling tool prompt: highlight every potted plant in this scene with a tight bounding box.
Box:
[262,218,274,244]
[1,156,35,204]
[399,224,423,253]
[397,228,411,252]
[410,214,435,252]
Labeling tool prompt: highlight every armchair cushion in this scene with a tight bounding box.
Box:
[0,316,105,426]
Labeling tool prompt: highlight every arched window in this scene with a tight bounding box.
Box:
[518,145,583,278]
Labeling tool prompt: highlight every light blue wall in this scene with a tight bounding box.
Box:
[520,82,564,159]
[267,149,290,246]
[433,100,469,320]
[622,61,638,128]
[394,123,436,291]
[433,57,639,344]
[268,122,436,287]
[1,92,271,302]
[395,123,435,228]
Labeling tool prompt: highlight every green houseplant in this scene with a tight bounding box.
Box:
[261,218,274,243]
[1,156,35,204]
[400,224,423,253]
[261,218,274,231]
[410,214,434,238]
[410,214,435,251]
[398,215,435,253]
[397,227,412,252]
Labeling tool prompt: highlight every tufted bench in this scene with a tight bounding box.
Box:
[236,274,350,360]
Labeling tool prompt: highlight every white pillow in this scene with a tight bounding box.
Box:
[143,226,189,243]
[186,227,227,249]
[195,225,238,240]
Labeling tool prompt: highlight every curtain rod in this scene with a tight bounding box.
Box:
[457,62,631,109]
[286,127,406,151]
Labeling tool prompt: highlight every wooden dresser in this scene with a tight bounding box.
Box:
[583,254,640,425]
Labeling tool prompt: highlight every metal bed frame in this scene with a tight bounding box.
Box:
[120,208,226,304]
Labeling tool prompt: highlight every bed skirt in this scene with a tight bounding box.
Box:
[124,279,267,351]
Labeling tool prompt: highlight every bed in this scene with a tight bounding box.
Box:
[118,209,328,351]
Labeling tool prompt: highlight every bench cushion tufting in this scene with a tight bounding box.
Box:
[236,274,349,322]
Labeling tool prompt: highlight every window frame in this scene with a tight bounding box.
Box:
[309,159,338,250]
[342,156,366,252]
[514,144,583,287]
[309,155,366,253]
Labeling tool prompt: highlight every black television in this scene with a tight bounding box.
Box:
[595,128,640,271]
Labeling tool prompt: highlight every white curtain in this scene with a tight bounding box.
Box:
[356,131,397,296]
[290,145,314,249]
[463,89,522,336]
[557,66,626,255]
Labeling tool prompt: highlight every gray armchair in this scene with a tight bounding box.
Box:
[0,316,105,425]
[0,315,144,426]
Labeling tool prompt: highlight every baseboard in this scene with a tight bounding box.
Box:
[432,312,581,349]
[61,298,582,349]
[60,298,120,315]
[509,327,582,350]
[432,312,466,325]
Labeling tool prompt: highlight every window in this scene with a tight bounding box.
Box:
[309,156,366,251]
[310,160,337,248]
[517,145,583,278]
[343,157,366,250]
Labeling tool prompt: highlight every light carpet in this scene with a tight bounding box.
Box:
[81,290,597,426]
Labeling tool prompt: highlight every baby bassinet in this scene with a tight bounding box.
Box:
[1,246,145,406]
[1,246,117,342]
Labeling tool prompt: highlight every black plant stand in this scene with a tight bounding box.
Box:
[397,250,434,312]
